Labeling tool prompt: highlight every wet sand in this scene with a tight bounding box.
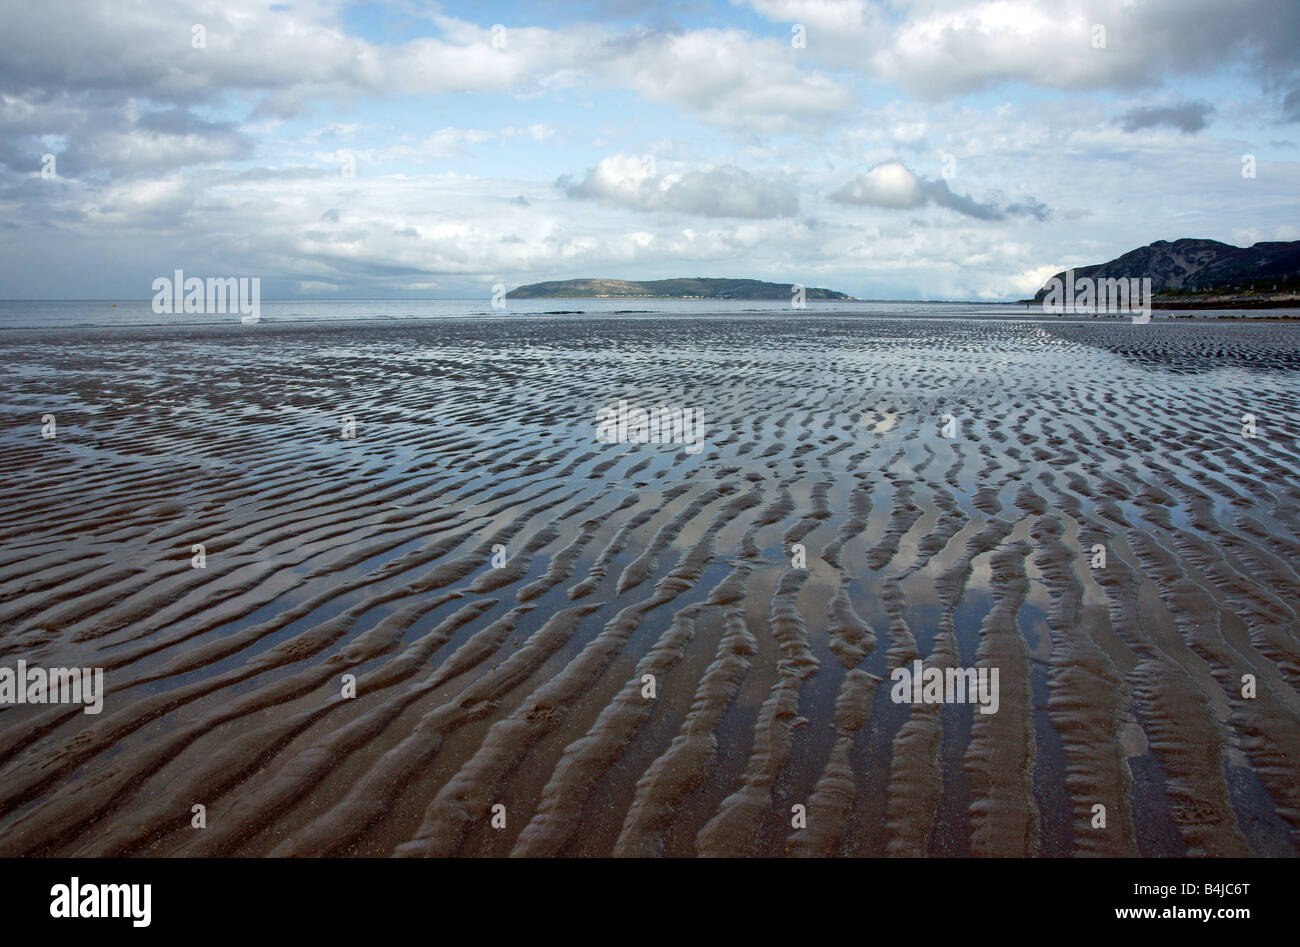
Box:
[0,314,1297,857]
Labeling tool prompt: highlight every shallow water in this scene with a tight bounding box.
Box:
[0,314,1296,857]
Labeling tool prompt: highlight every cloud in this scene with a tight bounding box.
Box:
[599,28,854,130]
[924,177,1006,220]
[0,4,853,145]
[1283,87,1300,123]
[1000,197,1051,222]
[297,280,341,293]
[742,0,1300,124]
[1119,101,1214,133]
[561,154,800,218]
[827,160,925,209]
[740,0,891,68]
[847,0,1299,114]
[829,160,1048,221]
[0,0,1294,302]
[0,97,254,179]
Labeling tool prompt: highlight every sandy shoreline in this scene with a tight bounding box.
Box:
[0,315,1297,857]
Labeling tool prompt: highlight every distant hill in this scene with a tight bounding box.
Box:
[507,277,853,300]
[1030,238,1300,306]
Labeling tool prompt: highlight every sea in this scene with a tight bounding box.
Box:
[1,298,1296,332]
[0,298,1055,330]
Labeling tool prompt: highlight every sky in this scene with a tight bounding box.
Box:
[1,0,1298,301]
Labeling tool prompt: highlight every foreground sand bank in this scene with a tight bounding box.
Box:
[0,315,1296,857]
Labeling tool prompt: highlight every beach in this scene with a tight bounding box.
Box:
[0,313,1297,857]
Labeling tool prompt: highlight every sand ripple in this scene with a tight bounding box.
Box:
[0,316,1297,856]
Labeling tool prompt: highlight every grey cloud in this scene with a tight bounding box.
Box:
[923,178,1004,220]
[136,108,239,136]
[1001,197,1051,222]
[1284,87,1300,123]
[0,97,254,179]
[1119,101,1215,133]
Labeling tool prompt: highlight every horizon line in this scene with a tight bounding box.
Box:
[0,296,1020,305]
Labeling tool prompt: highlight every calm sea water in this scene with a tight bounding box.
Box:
[1,298,1295,331]
[0,298,1040,330]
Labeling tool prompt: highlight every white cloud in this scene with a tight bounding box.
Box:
[829,160,926,209]
[599,28,854,130]
[297,280,342,293]
[746,0,1300,113]
[0,4,854,141]
[562,153,800,218]
[740,0,891,67]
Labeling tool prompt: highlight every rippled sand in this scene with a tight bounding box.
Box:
[0,315,1297,857]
